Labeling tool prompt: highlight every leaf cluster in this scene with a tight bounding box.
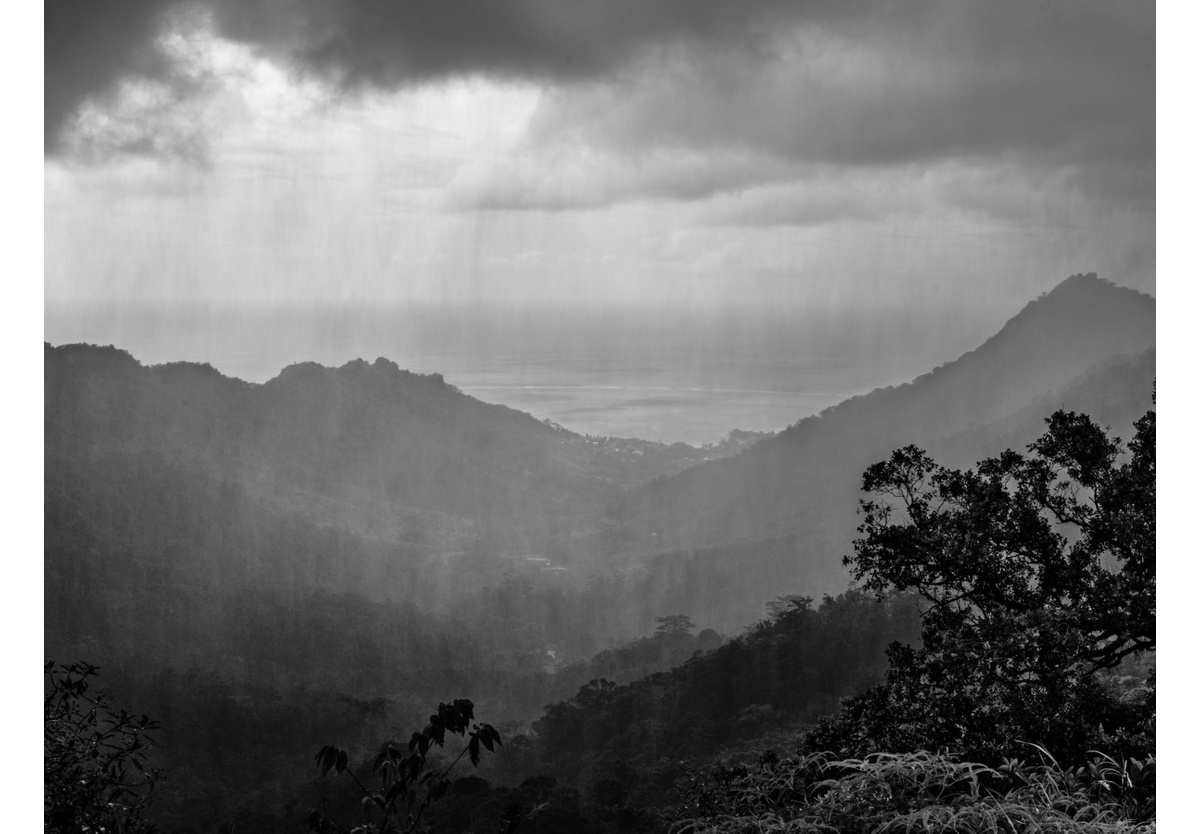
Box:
[44,660,163,834]
[309,699,502,834]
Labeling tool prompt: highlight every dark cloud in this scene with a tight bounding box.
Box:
[44,0,832,151]
[532,2,1152,169]
[46,0,175,153]
[46,0,1154,211]
[493,1,1153,214]
[206,0,842,85]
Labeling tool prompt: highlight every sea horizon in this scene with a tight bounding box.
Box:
[46,299,1011,446]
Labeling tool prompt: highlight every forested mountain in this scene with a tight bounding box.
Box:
[45,342,774,636]
[46,273,1154,627]
[45,273,1156,657]
[609,274,1155,615]
[45,347,741,560]
[45,273,1155,833]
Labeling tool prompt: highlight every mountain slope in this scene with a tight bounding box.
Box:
[609,274,1155,605]
[46,348,586,526]
[44,273,1155,639]
[44,345,745,561]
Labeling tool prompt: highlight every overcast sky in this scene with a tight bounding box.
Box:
[44,0,1154,314]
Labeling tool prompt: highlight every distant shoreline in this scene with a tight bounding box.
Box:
[45,300,1005,445]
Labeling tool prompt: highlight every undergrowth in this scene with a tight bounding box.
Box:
[670,747,1154,834]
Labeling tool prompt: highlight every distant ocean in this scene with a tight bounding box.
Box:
[45,302,1004,446]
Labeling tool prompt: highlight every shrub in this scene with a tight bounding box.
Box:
[45,660,163,834]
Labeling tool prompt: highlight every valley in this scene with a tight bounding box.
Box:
[44,274,1156,833]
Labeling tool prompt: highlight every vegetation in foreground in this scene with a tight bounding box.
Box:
[45,661,162,834]
[809,405,1155,764]
[672,747,1154,834]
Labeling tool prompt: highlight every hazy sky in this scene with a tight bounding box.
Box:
[44,0,1154,314]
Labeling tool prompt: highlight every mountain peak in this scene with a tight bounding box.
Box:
[777,274,1154,440]
[974,273,1154,360]
[1049,271,1107,291]
[1027,271,1151,309]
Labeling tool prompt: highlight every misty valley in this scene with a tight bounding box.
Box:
[45,275,1156,833]
[41,0,1162,827]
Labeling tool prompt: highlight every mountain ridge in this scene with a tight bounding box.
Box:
[44,272,1155,634]
[606,273,1155,604]
[44,340,765,563]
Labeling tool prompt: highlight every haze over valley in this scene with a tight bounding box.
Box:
[45,299,1012,446]
[44,273,1156,832]
[44,2,1156,831]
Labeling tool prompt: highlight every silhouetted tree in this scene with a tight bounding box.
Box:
[653,615,696,636]
[809,406,1155,762]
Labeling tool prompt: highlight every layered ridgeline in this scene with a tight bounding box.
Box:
[45,273,1154,832]
[45,348,744,560]
[44,344,772,831]
[46,273,1155,663]
[610,274,1155,628]
[46,344,771,681]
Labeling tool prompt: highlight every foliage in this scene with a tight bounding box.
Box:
[308,699,502,834]
[655,615,698,636]
[853,408,1154,670]
[45,661,163,834]
[809,407,1155,763]
[669,748,1155,834]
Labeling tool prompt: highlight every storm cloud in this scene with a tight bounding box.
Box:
[512,1,1153,211]
[46,0,823,151]
[45,0,1156,312]
[47,0,175,152]
[48,1,1153,175]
